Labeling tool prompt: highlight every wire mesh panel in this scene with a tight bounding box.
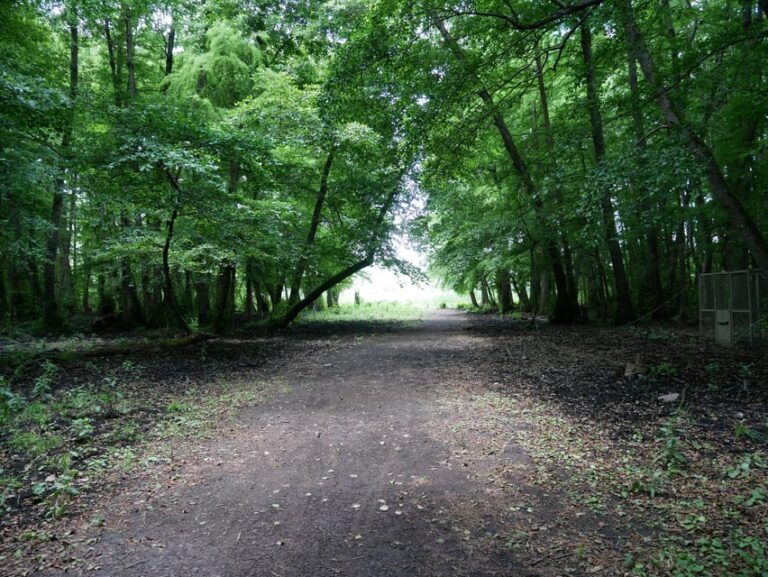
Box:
[699,270,764,346]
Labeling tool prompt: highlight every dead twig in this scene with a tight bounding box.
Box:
[530,550,572,566]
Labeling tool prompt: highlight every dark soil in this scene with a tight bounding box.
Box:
[2,310,767,577]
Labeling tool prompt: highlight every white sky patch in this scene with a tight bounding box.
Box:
[340,238,461,305]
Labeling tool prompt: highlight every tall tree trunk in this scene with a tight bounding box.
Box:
[626,46,665,317]
[163,18,176,89]
[98,273,115,315]
[534,47,579,314]
[119,213,143,326]
[104,19,122,106]
[82,267,91,313]
[44,19,78,328]
[162,174,190,331]
[162,206,189,332]
[538,269,551,317]
[497,269,514,313]
[196,277,211,326]
[255,282,269,314]
[245,261,255,320]
[480,280,490,308]
[469,289,479,308]
[59,176,75,314]
[270,283,283,309]
[511,275,531,312]
[214,264,236,333]
[618,0,768,273]
[124,5,136,99]
[289,148,336,303]
[580,23,635,324]
[437,21,576,323]
[0,265,7,324]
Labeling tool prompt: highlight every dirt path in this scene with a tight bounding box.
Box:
[47,309,629,577]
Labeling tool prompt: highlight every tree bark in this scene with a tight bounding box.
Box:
[104,19,122,106]
[214,264,236,333]
[124,5,136,99]
[44,19,78,328]
[162,206,189,332]
[497,269,514,313]
[511,275,531,311]
[196,278,211,326]
[580,23,635,324]
[626,46,665,317]
[276,186,399,327]
[618,0,768,273]
[534,47,579,313]
[165,24,176,77]
[289,148,335,303]
[436,21,576,323]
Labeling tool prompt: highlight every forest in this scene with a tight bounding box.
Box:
[1,1,768,576]
[1,0,765,332]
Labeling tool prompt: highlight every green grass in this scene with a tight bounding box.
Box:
[299,301,431,322]
[8,430,64,456]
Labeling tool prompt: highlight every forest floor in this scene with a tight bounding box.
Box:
[1,309,768,577]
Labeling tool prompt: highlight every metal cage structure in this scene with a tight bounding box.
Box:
[699,270,766,346]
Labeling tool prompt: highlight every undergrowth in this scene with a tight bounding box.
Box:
[0,358,270,537]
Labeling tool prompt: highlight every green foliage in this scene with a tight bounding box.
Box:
[32,360,57,398]
[655,414,689,474]
[726,453,767,480]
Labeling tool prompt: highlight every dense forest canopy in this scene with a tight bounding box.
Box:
[1,0,766,332]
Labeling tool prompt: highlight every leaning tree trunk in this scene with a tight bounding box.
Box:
[276,187,400,327]
[437,21,577,323]
[618,0,768,274]
[289,148,335,303]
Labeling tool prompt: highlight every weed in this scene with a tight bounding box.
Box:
[738,363,754,380]
[704,361,720,373]
[300,301,427,323]
[44,452,72,473]
[0,377,24,423]
[677,512,707,531]
[726,452,767,479]
[70,417,95,440]
[166,400,187,413]
[649,361,678,378]
[654,414,689,473]
[626,466,668,498]
[734,486,768,507]
[110,422,141,442]
[61,388,104,417]
[735,421,766,442]
[9,431,63,457]
[32,360,58,398]
[120,360,140,374]
[18,402,50,426]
